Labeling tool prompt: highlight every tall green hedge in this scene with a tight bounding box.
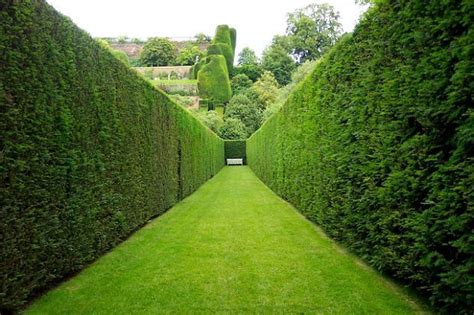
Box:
[224,140,246,164]
[0,1,224,312]
[247,1,473,313]
[212,25,234,73]
[197,55,232,104]
[230,28,237,55]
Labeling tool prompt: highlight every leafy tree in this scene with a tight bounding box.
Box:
[263,60,317,120]
[224,94,262,134]
[233,64,262,82]
[249,71,279,108]
[176,44,203,65]
[140,37,177,66]
[238,47,259,65]
[194,110,223,133]
[261,45,296,86]
[286,3,342,63]
[231,74,252,95]
[219,118,248,139]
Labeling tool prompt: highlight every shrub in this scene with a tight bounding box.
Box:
[0,1,224,312]
[197,55,232,104]
[231,74,252,95]
[224,94,262,135]
[219,118,248,140]
[140,37,177,66]
[224,140,246,164]
[247,1,473,313]
[194,110,224,134]
[249,71,279,108]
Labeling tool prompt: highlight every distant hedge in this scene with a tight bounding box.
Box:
[212,25,234,73]
[197,55,232,104]
[230,28,237,54]
[224,140,246,164]
[0,1,224,312]
[247,1,473,313]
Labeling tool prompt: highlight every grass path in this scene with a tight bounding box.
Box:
[26,167,426,314]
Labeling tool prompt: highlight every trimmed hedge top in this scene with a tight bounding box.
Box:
[0,0,224,312]
[247,0,473,313]
[197,55,232,104]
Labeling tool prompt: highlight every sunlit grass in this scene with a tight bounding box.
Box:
[26,167,428,314]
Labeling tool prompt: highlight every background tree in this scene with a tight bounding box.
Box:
[219,118,248,139]
[140,37,177,66]
[286,3,342,63]
[249,71,279,108]
[224,94,262,134]
[231,74,252,95]
[238,47,259,65]
[261,45,296,85]
[176,44,204,66]
[234,47,262,82]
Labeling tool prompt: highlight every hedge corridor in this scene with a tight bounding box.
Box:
[247,1,473,313]
[0,0,224,312]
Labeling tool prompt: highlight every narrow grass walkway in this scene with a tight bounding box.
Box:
[26,167,426,314]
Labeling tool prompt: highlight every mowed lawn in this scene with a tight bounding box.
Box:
[26,167,427,314]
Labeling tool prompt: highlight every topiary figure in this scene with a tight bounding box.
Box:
[197,55,232,105]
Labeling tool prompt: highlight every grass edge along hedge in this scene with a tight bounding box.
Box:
[0,1,224,312]
[247,1,473,314]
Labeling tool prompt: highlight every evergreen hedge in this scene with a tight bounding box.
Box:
[197,55,232,104]
[224,140,246,164]
[0,1,224,312]
[247,1,473,313]
[212,25,234,73]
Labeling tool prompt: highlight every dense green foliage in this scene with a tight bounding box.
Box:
[139,37,177,66]
[247,1,473,313]
[261,45,296,86]
[231,74,253,95]
[286,3,342,63]
[224,94,262,135]
[207,43,234,72]
[176,44,203,66]
[224,141,247,164]
[229,27,237,54]
[219,118,248,140]
[210,25,235,73]
[197,55,232,104]
[0,1,224,312]
[193,110,223,134]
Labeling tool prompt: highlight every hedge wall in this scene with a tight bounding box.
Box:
[247,1,473,313]
[224,140,246,164]
[0,0,224,312]
[197,55,232,104]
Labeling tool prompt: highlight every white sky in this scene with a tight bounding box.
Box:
[46,0,367,57]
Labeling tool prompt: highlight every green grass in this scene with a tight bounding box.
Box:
[25,167,428,314]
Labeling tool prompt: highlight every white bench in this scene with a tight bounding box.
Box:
[226,158,243,166]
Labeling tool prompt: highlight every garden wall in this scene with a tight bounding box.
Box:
[247,1,473,313]
[0,1,224,311]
